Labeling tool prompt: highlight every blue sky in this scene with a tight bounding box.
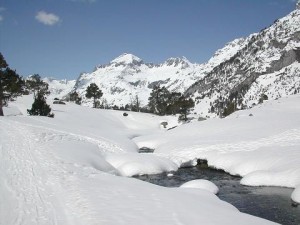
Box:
[0,0,297,80]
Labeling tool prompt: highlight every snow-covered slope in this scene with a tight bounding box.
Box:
[72,37,251,108]
[56,36,249,108]
[43,77,76,100]
[0,95,277,225]
[73,53,206,107]
[46,40,247,107]
[187,8,300,117]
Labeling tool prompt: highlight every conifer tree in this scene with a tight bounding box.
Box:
[85,83,103,108]
[148,85,170,115]
[26,73,53,117]
[177,97,195,121]
[0,52,24,116]
[26,74,49,97]
[69,91,82,105]
[166,92,182,115]
[27,92,54,117]
[258,93,268,104]
[223,101,235,117]
[131,95,141,112]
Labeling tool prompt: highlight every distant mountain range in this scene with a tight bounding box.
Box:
[45,5,300,118]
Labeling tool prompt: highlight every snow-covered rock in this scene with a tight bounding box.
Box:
[104,152,178,176]
[180,179,219,194]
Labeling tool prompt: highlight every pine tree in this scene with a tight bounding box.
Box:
[69,91,82,105]
[26,74,49,97]
[0,52,24,116]
[258,94,268,104]
[223,101,235,117]
[85,83,103,108]
[148,85,170,115]
[131,95,141,112]
[166,92,182,115]
[177,97,195,121]
[26,73,53,117]
[27,92,54,117]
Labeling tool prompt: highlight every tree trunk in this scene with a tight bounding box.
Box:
[0,99,3,116]
[0,80,3,116]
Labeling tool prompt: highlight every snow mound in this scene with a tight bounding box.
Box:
[105,153,178,176]
[3,105,23,116]
[291,186,300,204]
[240,169,300,188]
[180,179,219,194]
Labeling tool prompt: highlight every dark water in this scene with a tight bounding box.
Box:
[135,166,300,225]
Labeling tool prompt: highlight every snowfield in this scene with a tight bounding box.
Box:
[134,94,300,205]
[1,94,299,225]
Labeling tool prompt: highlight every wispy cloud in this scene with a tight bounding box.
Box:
[35,11,61,26]
[0,7,5,23]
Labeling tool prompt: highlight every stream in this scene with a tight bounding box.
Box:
[135,166,300,225]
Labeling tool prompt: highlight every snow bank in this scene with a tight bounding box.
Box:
[1,96,278,225]
[180,179,219,194]
[135,95,300,202]
[105,153,178,176]
[291,186,300,204]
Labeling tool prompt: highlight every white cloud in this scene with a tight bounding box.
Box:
[35,11,60,26]
[0,7,5,23]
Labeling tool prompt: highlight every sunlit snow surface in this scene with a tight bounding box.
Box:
[180,179,219,194]
[134,94,300,204]
[1,94,299,224]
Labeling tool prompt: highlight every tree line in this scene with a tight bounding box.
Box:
[148,85,194,121]
[81,83,195,121]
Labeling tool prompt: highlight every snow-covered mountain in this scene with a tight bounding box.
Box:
[43,77,76,99]
[73,53,206,107]
[45,5,300,117]
[46,34,247,107]
[186,7,300,117]
[55,40,248,108]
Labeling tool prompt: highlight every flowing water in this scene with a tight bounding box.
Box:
[135,166,300,225]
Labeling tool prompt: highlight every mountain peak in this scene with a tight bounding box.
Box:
[111,53,143,65]
[164,56,191,68]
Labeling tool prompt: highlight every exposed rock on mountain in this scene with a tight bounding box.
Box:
[186,8,300,117]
